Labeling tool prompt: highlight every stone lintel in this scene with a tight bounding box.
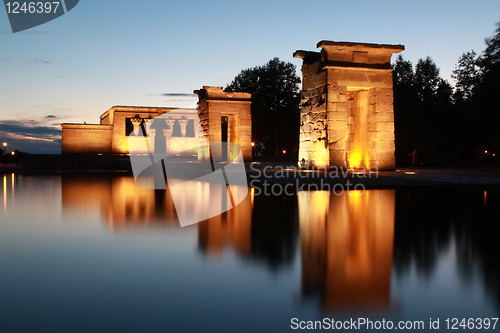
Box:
[108,106,180,113]
[61,124,113,130]
[317,40,405,51]
[194,86,251,101]
[317,41,404,67]
[293,50,322,64]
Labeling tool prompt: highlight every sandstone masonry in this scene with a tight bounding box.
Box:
[295,41,404,170]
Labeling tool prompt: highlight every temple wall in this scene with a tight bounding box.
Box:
[107,107,176,154]
[61,124,113,154]
[62,106,201,155]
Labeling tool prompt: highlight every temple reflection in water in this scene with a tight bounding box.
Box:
[61,176,396,311]
[298,190,395,311]
[62,176,179,230]
[61,176,251,236]
[197,190,252,258]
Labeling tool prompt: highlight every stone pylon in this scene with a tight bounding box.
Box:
[295,41,404,170]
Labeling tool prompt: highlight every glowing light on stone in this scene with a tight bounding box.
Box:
[311,146,329,168]
[349,151,362,169]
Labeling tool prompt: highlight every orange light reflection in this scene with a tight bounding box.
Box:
[11,173,14,204]
[298,189,396,311]
[197,191,252,259]
[3,175,7,214]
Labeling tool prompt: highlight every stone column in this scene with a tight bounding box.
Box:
[178,119,189,137]
[131,118,143,135]
[165,118,175,153]
[148,129,156,152]
[144,120,153,137]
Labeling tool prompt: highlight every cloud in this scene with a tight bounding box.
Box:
[0,136,60,154]
[46,115,56,118]
[149,93,197,98]
[0,120,62,154]
[33,59,52,64]
[0,121,60,136]
[168,99,198,102]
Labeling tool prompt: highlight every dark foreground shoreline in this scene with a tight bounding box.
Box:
[5,154,500,189]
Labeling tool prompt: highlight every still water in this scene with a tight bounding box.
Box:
[0,174,499,332]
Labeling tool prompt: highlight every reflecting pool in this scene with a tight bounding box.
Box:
[0,174,499,332]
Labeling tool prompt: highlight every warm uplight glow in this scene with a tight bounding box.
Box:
[282,150,286,154]
[311,146,329,168]
[10,152,14,156]
[485,150,488,154]
[349,151,362,169]
[251,142,255,147]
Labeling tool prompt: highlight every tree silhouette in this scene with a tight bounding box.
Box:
[393,55,418,165]
[481,22,500,68]
[392,21,500,167]
[476,22,500,156]
[393,55,455,166]
[225,58,301,156]
[452,50,481,101]
[414,56,441,103]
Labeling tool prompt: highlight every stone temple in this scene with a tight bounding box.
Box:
[294,41,404,170]
[61,86,252,161]
[61,40,403,170]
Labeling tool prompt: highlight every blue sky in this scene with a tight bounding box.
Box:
[1,0,499,153]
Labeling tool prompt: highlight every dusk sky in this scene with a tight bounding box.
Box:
[1,0,499,153]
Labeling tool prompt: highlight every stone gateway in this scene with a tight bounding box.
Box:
[294,41,404,170]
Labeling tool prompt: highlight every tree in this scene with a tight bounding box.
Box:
[392,22,500,167]
[393,55,418,165]
[393,56,455,166]
[451,50,481,101]
[481,22,500,69]
[225,58,301,156]
[476,22,500,157]
[414,56,441,103]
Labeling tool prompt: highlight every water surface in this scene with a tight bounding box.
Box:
[1,174,499,332]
